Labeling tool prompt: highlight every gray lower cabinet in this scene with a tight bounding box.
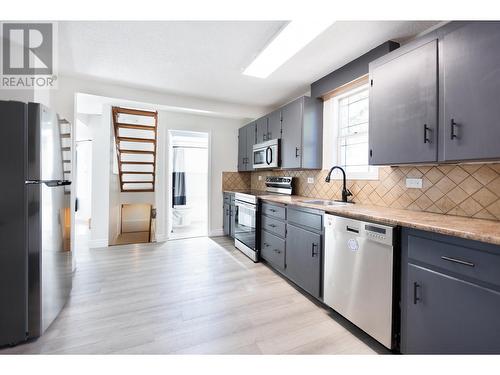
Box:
[440,22,500,162]
[285,223,321,298]
[401,228,500,354]
[259,202,323,300]
[261,230,285,271]
[369,39,438,165]
[281,96,323,169]
[223,202,230,236]
[237,122,256,171]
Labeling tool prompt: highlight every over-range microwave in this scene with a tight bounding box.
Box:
[252,139,279,169]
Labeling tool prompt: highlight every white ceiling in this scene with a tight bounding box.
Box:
[59,21,439,114]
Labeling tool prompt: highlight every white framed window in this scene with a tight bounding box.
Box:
[323,83,378,180]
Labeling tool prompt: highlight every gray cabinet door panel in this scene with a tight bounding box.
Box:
[441,22,500,161]
[267,110,282,140]
[256,117,268,143]
[369,40,438,165]
[285,224,321,298]
[261,215,286,238]
[281,99,303,169]
[287,207,322,233]
[261,230,285,270]
[261,202,286,220]
[237,127,246,171]
[245,122,256,171]
[405,264,500,354]
[223,203,230,236]
[230,204,236,238]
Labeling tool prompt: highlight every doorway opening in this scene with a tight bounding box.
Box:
[168,130,209,239]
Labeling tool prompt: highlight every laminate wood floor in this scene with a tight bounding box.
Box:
[1,236,386,355]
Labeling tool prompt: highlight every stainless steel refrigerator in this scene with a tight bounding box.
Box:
[0,100,72,347]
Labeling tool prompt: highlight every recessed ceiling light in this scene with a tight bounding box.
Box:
[243,20,335,79]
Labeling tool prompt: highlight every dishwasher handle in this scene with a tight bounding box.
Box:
[346,226,359,234]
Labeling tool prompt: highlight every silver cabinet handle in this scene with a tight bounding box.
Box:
[268,224,276,228]
[441,256,475,267]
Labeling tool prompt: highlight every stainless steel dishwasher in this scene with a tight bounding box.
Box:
[323,214,396,349]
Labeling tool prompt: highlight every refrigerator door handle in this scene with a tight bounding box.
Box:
[25,180,72,187]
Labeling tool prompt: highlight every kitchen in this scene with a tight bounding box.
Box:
[0,8,499,375]
[223,21,500,354]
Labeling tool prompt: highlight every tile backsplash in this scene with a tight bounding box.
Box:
[225,164,500,221]
[222,171,251,191]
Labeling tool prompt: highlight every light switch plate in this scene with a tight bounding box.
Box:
[258,175,262,181]
[406,178,423,189]
[307,177,314,184]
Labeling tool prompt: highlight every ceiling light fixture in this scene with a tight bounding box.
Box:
[243,20,335,79]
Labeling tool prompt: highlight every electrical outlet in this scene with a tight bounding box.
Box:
[307,177,314,184]
[406,178,423,189]
[258,175,262,181]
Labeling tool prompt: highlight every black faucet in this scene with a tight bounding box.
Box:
[325,166,353,203]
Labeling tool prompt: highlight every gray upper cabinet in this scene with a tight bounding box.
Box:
[440,22,500,162]
[237,122,256,171]
[237,96,322,171]
[281,96,323,169]
[369,21,500,165]
[256,116,268,143]
[245,122,256,171]
[281,99,303,169]
[267,109,282,140]
[369,39,438,165]
[237,126,246,171]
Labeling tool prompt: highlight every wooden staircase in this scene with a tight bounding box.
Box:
[58,117,72,195]
[112,107,158,192]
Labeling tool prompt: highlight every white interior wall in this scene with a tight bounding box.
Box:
[108,116,121,244]
[156,111,241,239]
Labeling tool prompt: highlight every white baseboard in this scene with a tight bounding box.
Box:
[88,239,108,248]
[156,234,168,242]
[209,228,224,237]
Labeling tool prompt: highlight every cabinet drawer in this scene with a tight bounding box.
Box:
[261,230,285,270]
[262,202,286,220]
[407,233,500,288]
[287,207,322,232]
[261,215,286,238]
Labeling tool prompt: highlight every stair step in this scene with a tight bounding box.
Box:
[121,180,154,184]
[114,108,157,117]
[122,189,155,192]
[121,171,153,175]
[120,161,155,165]
[117,136,155,143]
[60,134,71,138]
[116,123,156,131]
[58,119,70,124]
[61,147,71,151]
[119,149,155,155]
[63,159,71,163]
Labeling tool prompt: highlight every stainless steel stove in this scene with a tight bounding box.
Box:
[234,177,293,262]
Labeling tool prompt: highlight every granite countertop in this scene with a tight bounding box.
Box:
[225,191,500,246]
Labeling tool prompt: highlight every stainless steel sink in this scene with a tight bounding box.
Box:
[301,199,353,206]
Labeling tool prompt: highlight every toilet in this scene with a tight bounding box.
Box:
[172,205,192,227]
